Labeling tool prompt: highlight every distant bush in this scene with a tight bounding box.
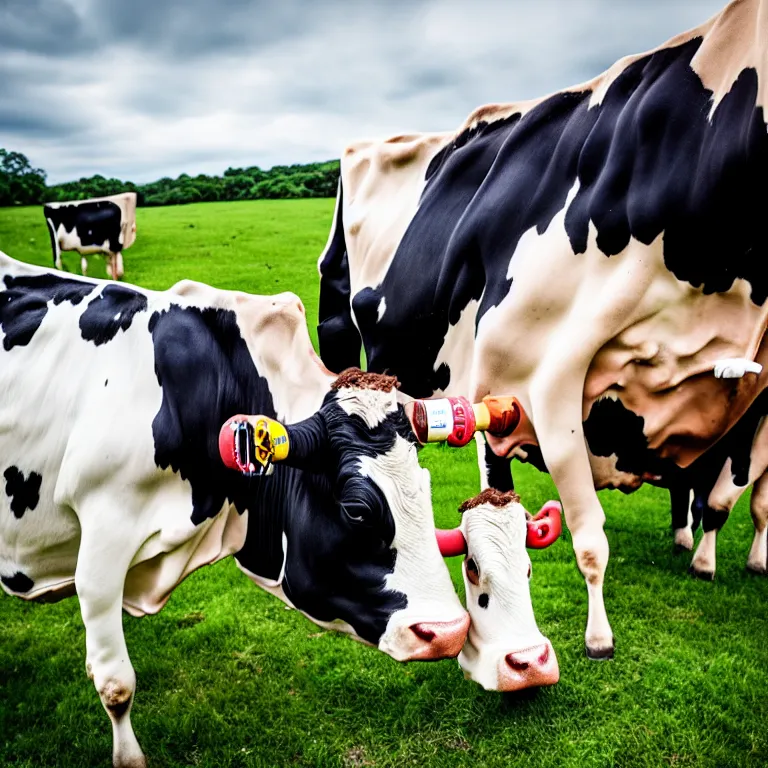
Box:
[0,147,340,208]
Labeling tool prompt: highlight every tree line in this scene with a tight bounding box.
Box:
[0,147,340,207]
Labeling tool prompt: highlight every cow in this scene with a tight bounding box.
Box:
[668,388,768,579]
[432,488,562,691]
[0,250,470,768]
[317,0,768,660]
[44,191,137,280]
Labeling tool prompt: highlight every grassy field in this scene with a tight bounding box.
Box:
[1,200,767,768]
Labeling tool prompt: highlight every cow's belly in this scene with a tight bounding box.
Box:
[0,499,81,599]
[471,219,768,472]
[121,500,248,617]
[59,234,109,254]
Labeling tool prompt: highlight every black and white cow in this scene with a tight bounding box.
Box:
[668,388,768,579]
[318,0,768,659]
[0,251,468,768]
[44,191,137,280]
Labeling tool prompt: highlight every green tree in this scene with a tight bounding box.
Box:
[0,148,47,206]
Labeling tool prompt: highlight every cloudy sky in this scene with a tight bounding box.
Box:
[1,0,726,184]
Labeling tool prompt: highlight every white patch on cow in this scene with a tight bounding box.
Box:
[674,490,695,551]
[334,386,398,428]
[457,503,549,690]
[316,180,342,276]
[114,312,122,321]
[377,296,387,322]
[357,437,467,661]
[432,298,479,397]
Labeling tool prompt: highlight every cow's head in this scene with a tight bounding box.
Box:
[435,490,561,691]
[224,369,469,661]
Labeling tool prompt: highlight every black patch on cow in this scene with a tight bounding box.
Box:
[1,571,34,593]
[44,200,124,255]
[317,182,364,373]
[79,284,148,345]
[0,273,95,350]
[234,395,412,645]
[485,442,515,491]
[583,397,676,479]
[669,481,692,533]
[4,466,41,519]
[478,593,489,609]
[322,36,768,404]
[702,506,730,533]
[148,304,272,525]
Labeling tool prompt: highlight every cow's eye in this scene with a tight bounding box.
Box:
[341,500,372,524]
[527,562,532,580]
[465,557,480,586]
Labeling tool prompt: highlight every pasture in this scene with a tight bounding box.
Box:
[1,200,767,767]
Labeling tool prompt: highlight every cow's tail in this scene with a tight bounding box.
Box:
[317,178,363,374]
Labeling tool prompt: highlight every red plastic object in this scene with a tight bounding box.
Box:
[446,397,477,447]
[435,527,468,557]
[218,416,254,473]
[525,501,562,549]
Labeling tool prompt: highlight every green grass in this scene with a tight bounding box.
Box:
[1,201,768,768]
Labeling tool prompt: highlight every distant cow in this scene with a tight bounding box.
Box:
[318,0,768,660]
[44,191,137,280]
[668,389,768,579]
[0,251,467,768]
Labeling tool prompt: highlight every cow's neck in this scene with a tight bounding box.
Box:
[234,464,332,588]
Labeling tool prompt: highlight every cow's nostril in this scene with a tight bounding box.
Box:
[506,643,552,672]
[506,655,530,671]
[410,624,437,642]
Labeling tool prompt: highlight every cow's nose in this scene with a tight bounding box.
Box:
[408,614,470,660]
[500,641,560,691]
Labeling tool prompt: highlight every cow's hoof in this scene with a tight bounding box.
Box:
[746,562,767,576]
[674,542,692,554]
[585,643,614,660]
[688,564,715,581]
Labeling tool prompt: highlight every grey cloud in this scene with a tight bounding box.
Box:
[0,0,90,55]
[0,0,728,183]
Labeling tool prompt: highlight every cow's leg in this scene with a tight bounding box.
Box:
[476,433,514,491]
[747,473,768,574]
[529,372,613,659]
[81,255,89,276]
[45,218,64,271]
[689,505,728,581]
[106,252,121,280]
[689,463,742,580]
[75,526,145,768]
[670,483,694,551]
